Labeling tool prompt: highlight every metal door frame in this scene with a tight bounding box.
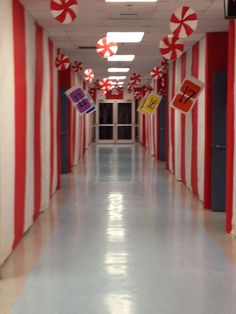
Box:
[96,100,135,144]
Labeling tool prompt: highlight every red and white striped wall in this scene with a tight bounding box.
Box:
[227,20,236,234]
[168,37,206,201]
[0,0,90,265]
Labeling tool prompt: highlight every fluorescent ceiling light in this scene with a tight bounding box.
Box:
[107,32,144,43]
[106,0,158,2]
[108,55,135,62]
[111,81,124,85]
[109,76,127,80]
[108,68,130,73]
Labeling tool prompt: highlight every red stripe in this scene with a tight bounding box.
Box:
[166,70,170,170]
[226,20,235,233]
[13,0,27,248]
[181,53,187,184]
[72,107,76,163]
[142,115,146,147]
[171,61,176,173]
[49,40,55,197]
[157,108,160,159]
[191,42,199,195]
[34,24,44,221]
[57,81,61,190]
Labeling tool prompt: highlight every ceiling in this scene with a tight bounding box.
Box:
[19,0,228,85]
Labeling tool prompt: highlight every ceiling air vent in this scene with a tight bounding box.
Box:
[78,46,96,50]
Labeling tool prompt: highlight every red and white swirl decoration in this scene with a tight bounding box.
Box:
[101,90,108,96]
[72,61,83,72]
[84,68,94,83]
[150,67,163,80]
[96,37,118,58]
[134,90,143,100]
[51,0,79,24]
[99,78,112,91]
[169,6,198,39]
[130,73,141,85]
[159,35,184,60]
[161,58,169,73]
[55,54,70,71]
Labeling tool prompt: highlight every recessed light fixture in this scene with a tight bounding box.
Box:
[108,55,135,62]
[108,76,127,80]
[108,68,130,73]
[106,0,158,2]
[107,32,144,43]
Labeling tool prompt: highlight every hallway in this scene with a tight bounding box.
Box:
[1,145,236,314]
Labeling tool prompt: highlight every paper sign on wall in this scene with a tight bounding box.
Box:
[172,76,204,113]
[143,94,162,114]
[66,86,87,105]
[137,97,148,113]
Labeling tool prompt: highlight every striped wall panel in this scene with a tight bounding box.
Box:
[0,0,89,265]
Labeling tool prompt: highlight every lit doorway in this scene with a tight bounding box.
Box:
[96,101,135,144]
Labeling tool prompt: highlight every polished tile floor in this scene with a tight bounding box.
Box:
[1,144,236,314]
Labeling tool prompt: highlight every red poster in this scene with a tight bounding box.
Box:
[106,88,124,100]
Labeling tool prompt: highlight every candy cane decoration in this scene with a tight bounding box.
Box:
[130,73,141,85]
[170,6,198,39]
[72,61,83,72]
[99,78,112,91]
[55,54,70,71]
[84,68,94,83]
[159,35,184,60]
[150,66,163,80]
[51,0,79,24]
[96,37,118,58]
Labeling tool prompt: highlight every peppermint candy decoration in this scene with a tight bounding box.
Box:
[159,35,184,60]
[161,58,169,73]
[55,54,70,71]
[130,73,141,85]
[134,90,143,100]
[127,82,136,93]
[51,0,79,24]
[170,6,198,39]
[150,67,163,80]
[72,61,83,72]
[84,68,94,83]
[101,90,108,96]
[99,78,112,91]
[96,37,118,58]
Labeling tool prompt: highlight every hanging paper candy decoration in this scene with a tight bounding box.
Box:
[101,89,108,95]
[51,0,79,24]
[72,61,83,72]
[84,68,95,83]
[134,90,143,100]
[160,58,169,73]
[160,35,184,60]
[55,54,70,71]
[169,6,198,39]
[130,73,141,85]
[99,78,112,91]
[127,82,136,93]
[150,66,163,80]
[96,37,118,58]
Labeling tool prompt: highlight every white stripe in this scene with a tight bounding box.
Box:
[168,62,173,172]
[174,59,182,180]
[197,36,206,202]
[52,46,58,193]
[185,49,193,190]
[40,32,51,211]
[0,0,15,265]
[232,23,236,234]
[24,11,36,232]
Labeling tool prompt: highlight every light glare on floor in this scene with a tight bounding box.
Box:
[107,32,144,43]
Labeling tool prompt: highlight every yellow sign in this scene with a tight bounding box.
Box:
[143,94,162,114]
[137,97,148,113]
